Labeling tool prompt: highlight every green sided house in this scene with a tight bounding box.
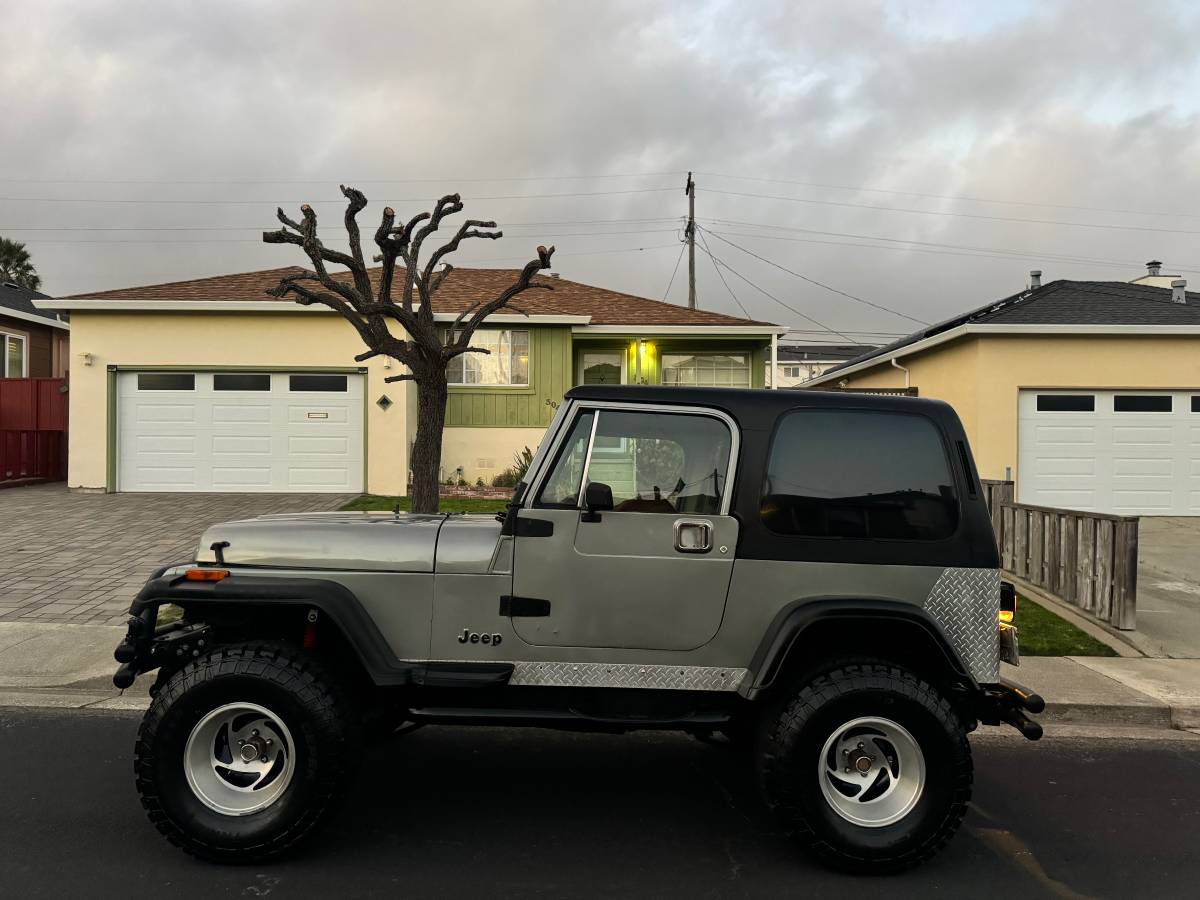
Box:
[37,266,781,495]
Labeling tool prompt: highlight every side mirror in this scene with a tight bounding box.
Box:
[581,481,613,522]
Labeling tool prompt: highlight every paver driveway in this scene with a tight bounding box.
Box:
[0,484,353,624]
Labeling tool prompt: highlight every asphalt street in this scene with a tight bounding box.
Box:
[1,710,1198,899]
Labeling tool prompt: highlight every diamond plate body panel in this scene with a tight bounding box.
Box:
[508,661,749,692]
[923,566,1000,683]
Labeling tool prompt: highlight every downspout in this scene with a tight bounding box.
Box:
[770,332,778,389]
[891,356,910,389]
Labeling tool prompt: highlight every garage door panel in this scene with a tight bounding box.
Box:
[288,466,352,487]
[1112,457,1174,476]
[135,404,196,424]
[1019,390,1197,515]
[211,467,273,488]
[118,371,363,493]
[135,435,196,454]
[212,435,273,455]
[289,405,350,424]
[1112,425,1172,444]
[288,435,348,455]
[212,403,273,424]
[1032,456,1095,476]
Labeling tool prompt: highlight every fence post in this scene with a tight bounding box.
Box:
[1112,518,1139,631]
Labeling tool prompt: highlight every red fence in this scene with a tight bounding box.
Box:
[0,378,68,484]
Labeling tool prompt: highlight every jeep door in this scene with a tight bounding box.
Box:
[509,403,739,651]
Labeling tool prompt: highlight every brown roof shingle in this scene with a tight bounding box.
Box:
[62,266,775,328]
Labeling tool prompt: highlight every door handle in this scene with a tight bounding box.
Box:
[673,519,713,553]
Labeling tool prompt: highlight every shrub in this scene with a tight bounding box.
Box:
[492,445,534,487]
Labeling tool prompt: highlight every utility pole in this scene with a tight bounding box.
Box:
[684,171,696,309]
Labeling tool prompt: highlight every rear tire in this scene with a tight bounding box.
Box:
[134,642,358,863]
[757,661,972,873]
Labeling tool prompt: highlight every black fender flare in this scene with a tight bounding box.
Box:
[745,596,978,700]
[121,572,417,686]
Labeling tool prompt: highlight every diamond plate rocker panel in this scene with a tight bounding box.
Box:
[509,661,749,692]
[923,566,1000,684]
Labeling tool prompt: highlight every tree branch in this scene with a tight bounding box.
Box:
[451,245,555,349]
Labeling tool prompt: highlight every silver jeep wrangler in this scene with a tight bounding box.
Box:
[115,385,1039,872]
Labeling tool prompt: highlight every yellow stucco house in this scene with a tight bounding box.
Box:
[36,266,781,496]
[804,267,1200,516]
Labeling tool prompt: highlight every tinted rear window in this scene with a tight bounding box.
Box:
[762,410,958,541]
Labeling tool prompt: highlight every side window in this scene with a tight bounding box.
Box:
[586,410,731,514]
[761,410,958,541]
[534,411,595,508]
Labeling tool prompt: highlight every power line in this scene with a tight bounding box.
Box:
[701,227,928,326]
[697,247,855,342]
[16,228,680,245]
[697,229,753,319]
[0,187,678,205]
[0,171,682,186]
[702,188,1200,237]
[0,216,683,232]
[700,217,1200,274]
[663,243,686,301]
[695,172,1200,221]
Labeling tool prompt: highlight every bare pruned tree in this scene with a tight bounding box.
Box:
[263,186,554,513]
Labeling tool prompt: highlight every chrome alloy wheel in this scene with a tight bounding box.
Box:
[183,702,297,816]
[818,716,925,828]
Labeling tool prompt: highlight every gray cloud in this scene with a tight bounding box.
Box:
[3,0,1200,338]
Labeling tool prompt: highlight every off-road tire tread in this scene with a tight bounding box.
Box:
[759,661,972,873]
[134,641,356,863]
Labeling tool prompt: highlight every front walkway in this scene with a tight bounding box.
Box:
[0,484,352,625]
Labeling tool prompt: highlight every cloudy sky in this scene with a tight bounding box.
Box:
[4,0,1200,342]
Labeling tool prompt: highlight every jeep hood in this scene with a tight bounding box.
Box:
[195,512,503,573]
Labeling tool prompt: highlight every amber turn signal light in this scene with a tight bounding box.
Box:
[999,580,1017,623]
[185,568,230,582]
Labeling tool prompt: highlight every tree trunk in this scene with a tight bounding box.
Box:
[409,371,449,514]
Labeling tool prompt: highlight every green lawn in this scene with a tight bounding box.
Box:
[340,495,509,514]
[1017,594,1117,657]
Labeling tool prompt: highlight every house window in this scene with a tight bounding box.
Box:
[1037,394,1095,412]
[137,373,195,391]
[289,374,347,392]
[3,333,27,378]
[445,329,530,386]
[214,373,271,391]
[782,365,804,379]
[1114,394,1171,413]
[661,353,751,387]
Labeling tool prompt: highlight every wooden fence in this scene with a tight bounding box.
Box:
[981,479,1137,630]
[0,377,68,485]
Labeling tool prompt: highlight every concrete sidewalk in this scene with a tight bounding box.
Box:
[2,623,1198,732]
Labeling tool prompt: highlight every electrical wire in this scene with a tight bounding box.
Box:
[700,227,928,326]
[701,188,1200,237]
[0,187,678,205]
[0,216,683,232]
[694,244,855,342]
[695,172,1200,221]
[697,229,754,319]
[0,171,682,186]
[663,243,686,301]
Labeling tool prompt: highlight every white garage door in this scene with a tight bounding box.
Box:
[118,371,364,492]
[1018,390,1200,515]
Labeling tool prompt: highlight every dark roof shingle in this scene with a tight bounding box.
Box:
[60,266,774,328]
[827,279,1200,374]
[1,281,60,323]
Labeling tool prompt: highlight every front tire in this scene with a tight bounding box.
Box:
[758,661,972,873]
[134,642,358,863]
